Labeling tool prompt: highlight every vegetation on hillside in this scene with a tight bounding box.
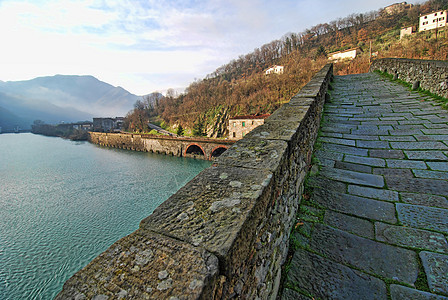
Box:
[125,0,448,137]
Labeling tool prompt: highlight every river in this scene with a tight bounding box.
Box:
[0,133,211,299]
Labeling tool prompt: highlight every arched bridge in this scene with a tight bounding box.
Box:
[88,132,236,160]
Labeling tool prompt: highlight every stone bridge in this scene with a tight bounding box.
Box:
[57,60,448,300]
[88,132,235,160]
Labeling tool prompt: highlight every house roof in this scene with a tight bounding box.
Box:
[229,114,271,120]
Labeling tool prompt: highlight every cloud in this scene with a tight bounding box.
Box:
[0,0,421,95]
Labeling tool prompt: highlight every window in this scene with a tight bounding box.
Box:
[233,132,236,138]
[233,122,236,127]
[252,121,254,125]
[424,16,428,19]
[242,121,245,127]
[435,13,438,16]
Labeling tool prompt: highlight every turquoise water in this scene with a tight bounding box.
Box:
[0,133,211,299]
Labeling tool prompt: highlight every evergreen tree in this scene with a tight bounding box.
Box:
[176,124,184,136]
[192,116,206,137]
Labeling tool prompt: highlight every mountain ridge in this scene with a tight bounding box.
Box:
[0,75,142,131]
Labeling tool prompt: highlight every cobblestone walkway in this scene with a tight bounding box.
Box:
[281,73,448,300]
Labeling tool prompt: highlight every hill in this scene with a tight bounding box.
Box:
[0,75,141,130]
[123,0,448,138]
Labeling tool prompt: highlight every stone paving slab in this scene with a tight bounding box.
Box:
[312,188,397,222]
[344,154,386,167]
[348,184,399,202]
[400,193,448,209]
[324,210,374,238]
[396,204,448,234]
[385,176,448,197]
[375,222,448,253]
[427,162,448,172]
[319,136,356,146]
[420,252,448,295]
[320,166,384,187]
[413,169,448,180]
[390,285,448,300]
[390,141,448,150]
[285,249,387,300]
[369,149,405,159]
[373,168,414,177]
[321,143,369,156]
[334,161,372,173]
[309,224,419,285]
[405,151,448,160]
[386,159,428,169]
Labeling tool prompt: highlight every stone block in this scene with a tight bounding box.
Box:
[348,184,399,202]
[386,176,448,197]
[369,149,404,159]
[321,143,369,156]
[413,169,448,180]
[390,141,448,150]
[356,140,390,149]
[420,252,448,295]
[55,229,219,300]
[344,154,386,167]
[324,210,374,238]
[319,137,356,146]
[312,188,396,223]
[390,285,448,300]
[309,224,419,285]
[215,138,288,172]
[427,162,448,172]
[140,165,273,259]
[320,166,384,188]
[405,151,448,161]
[386,159,428,169]
[375,222,448,253]
[285,249,387,300]
[400,193,448,209]
[397,203,448,234]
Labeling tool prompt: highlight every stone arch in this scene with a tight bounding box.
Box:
[210,146,228,159]
[185,143,205,157]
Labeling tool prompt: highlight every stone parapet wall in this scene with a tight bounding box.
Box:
[88,132,234,160]
[369,58,448,98]
[55,64,333,300]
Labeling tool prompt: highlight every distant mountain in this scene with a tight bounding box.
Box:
[0,75,141,130]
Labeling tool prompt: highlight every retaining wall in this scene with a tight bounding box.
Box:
[370,58,448,98]
[55,64,333,300]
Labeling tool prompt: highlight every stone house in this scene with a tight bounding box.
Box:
[93,117,124,132]
[383,2,413,15]
[400,26,414,39]
[228,114,270,140]
[419,10,447,32]
[265,65,284,75]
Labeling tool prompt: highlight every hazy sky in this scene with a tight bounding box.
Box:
[0,0,420,95]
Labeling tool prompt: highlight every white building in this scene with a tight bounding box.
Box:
[419,10,447,32]
[400,26,414,39]
[328,48,360,62]
[265,65,284,75]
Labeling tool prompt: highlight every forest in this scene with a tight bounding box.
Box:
[124,0,448,138]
